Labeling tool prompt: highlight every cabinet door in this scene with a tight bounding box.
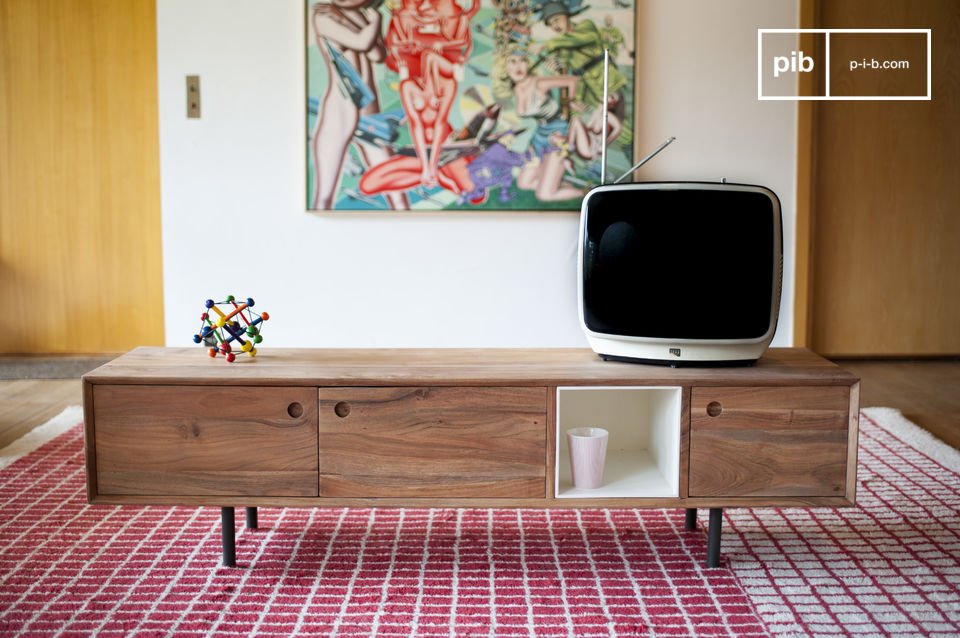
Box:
[689,386,849,498]
[318,387,547,498]
[93,385,318,496]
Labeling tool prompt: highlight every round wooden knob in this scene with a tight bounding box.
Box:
[334,401,351,418]
[287,402,304,418]
[706,401,723,417]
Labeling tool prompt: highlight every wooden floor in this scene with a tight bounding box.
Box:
[834,358,960,450]
[0,358,957,451]
[0,378,83,449]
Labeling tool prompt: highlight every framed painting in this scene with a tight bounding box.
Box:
[305,0,636,211]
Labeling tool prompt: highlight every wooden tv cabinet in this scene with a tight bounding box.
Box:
[82,347,860,568]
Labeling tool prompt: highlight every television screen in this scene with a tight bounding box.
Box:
[582,185,778,341]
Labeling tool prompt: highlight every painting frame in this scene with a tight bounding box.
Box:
[305,0,639,213]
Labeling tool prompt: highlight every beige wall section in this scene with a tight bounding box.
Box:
[0,0,163,353]
[806,0,960,357]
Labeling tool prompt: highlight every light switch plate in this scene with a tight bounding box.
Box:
[186,75,200,118]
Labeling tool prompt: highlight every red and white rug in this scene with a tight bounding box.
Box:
[723,408,960,637]
[0,407,957,637]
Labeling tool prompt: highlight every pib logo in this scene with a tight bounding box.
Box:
[773,50,815,77]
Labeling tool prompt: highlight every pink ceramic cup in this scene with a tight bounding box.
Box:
[567,427,609,489]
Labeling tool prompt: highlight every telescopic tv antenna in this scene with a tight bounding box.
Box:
[600,49,610,183]
[612,136,676,184]
[599,51,676,185]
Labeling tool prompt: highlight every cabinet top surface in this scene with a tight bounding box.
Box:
[83,347,858,387]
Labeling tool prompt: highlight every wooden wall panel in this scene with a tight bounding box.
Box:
[0,0,163,353]
[793,0,819,348]
[807,0,960,356]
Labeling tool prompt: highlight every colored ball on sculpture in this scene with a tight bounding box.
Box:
[226,352,236,363]
[205,299,214,309]
[253,335,263,343]
[201,313,208,321]
[246,326,257,337]
[241,342,253,353]
[249,347,257,357]
[226,295,235,302]
[246,298,255,307]
[192,334,201,343]
[208,348,217,358]
[260,312,270,321]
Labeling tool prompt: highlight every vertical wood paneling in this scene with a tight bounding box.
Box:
[0,0,163,353]
[808,0,960,356]
[793,0,819,348]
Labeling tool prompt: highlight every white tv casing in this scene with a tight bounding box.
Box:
[577,182,783,366]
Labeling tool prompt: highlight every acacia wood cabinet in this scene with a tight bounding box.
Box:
[82,347,859,566]
[689,386,851,498]
[317,386,547,498]
[92,385,318,497]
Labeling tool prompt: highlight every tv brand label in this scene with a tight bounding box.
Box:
[758,28,931,100]
[669,348,681,357]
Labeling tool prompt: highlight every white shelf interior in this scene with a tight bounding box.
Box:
[555,386,682,499]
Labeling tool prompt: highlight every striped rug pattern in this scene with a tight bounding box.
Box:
[723,408,960,637]
[0,408,958,636]
[0,424,763,637]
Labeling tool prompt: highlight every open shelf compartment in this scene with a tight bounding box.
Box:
[555,386,682,499]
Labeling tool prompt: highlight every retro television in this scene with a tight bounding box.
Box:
[578,181,783,366]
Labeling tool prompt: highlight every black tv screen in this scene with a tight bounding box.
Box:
[582,185,779,340]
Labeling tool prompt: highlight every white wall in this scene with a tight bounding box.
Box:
[157,0,798,348]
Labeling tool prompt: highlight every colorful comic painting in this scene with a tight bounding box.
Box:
[306,0,636,211]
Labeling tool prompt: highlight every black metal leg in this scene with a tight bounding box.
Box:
[685,508,698,530]
[221,507,236,567]
[707,508,723,568]
[245,506,258,529]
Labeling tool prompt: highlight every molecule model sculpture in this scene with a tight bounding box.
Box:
[192,296,269,362]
